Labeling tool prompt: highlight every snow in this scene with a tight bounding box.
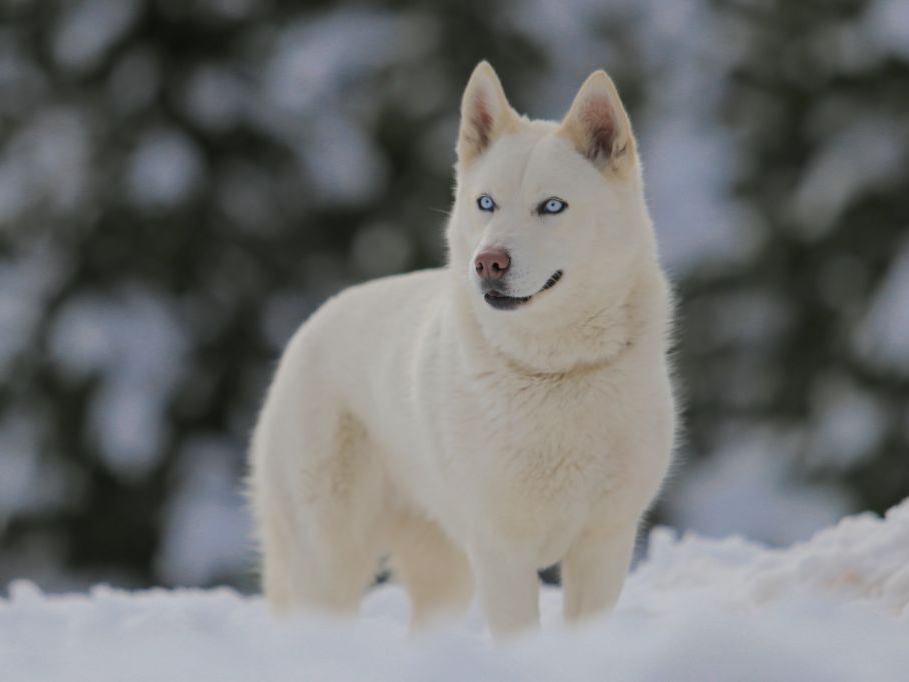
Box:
[126,129,206,210]
[863,0,909,61]
[52,0,141,73]
[789,116,907,237]
[643,115,758,274]
[260,10,437,117]
[183,64,248,133]
[855,239,909,373]
[808,375,888,470]
[3,500,907,682]
[253,9,437,208]
[155,436,252,586]
[0,414,48,522]
[0,108,92,226]
[295,115,389,206]
[0,244,68,376]
[49,287,189,481]
[666,426,852,546]
[639,1,761,275]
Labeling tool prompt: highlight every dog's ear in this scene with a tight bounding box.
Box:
[457,61,520,165]
[558,71,635,174]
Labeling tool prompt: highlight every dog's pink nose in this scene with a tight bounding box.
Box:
[474,248,510,280]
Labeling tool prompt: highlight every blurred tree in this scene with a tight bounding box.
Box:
[668,0,909,536]
[0,0,906,591]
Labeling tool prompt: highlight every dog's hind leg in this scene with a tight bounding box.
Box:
[390,513,474,631]
[251,368,387,615]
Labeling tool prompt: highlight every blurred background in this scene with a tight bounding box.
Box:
[0,0,907,593]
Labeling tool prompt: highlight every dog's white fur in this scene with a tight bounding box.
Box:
[249,62,676,637]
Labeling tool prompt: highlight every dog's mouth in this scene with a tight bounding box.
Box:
[483,270,563,311]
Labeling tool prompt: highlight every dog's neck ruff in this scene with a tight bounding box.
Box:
[498,342,634,381]
[453,269,661,379]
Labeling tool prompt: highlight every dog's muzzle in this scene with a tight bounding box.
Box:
[482,270,563,310]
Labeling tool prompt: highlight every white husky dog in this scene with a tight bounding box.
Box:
[250,62,676,637]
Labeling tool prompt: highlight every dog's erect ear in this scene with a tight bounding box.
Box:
[558,71,635,174]
[457,61,520,165]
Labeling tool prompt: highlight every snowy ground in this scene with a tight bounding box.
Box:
[2,500,908,682]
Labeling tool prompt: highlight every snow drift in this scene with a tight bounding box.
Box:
[2,499,908,682]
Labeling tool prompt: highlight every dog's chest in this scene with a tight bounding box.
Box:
[433,367,624,562]
[460,368,623,502]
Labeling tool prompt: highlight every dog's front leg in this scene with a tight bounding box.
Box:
[561,523,637,624]
[470,542,540,638]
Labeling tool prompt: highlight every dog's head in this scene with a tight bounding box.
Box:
[447,62,655,358]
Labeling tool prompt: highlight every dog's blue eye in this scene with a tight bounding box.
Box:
[539,198,567,215]
[477,195,496,212]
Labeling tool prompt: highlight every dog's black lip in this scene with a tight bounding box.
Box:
[483,270,563,310]
[539,270,563,291]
